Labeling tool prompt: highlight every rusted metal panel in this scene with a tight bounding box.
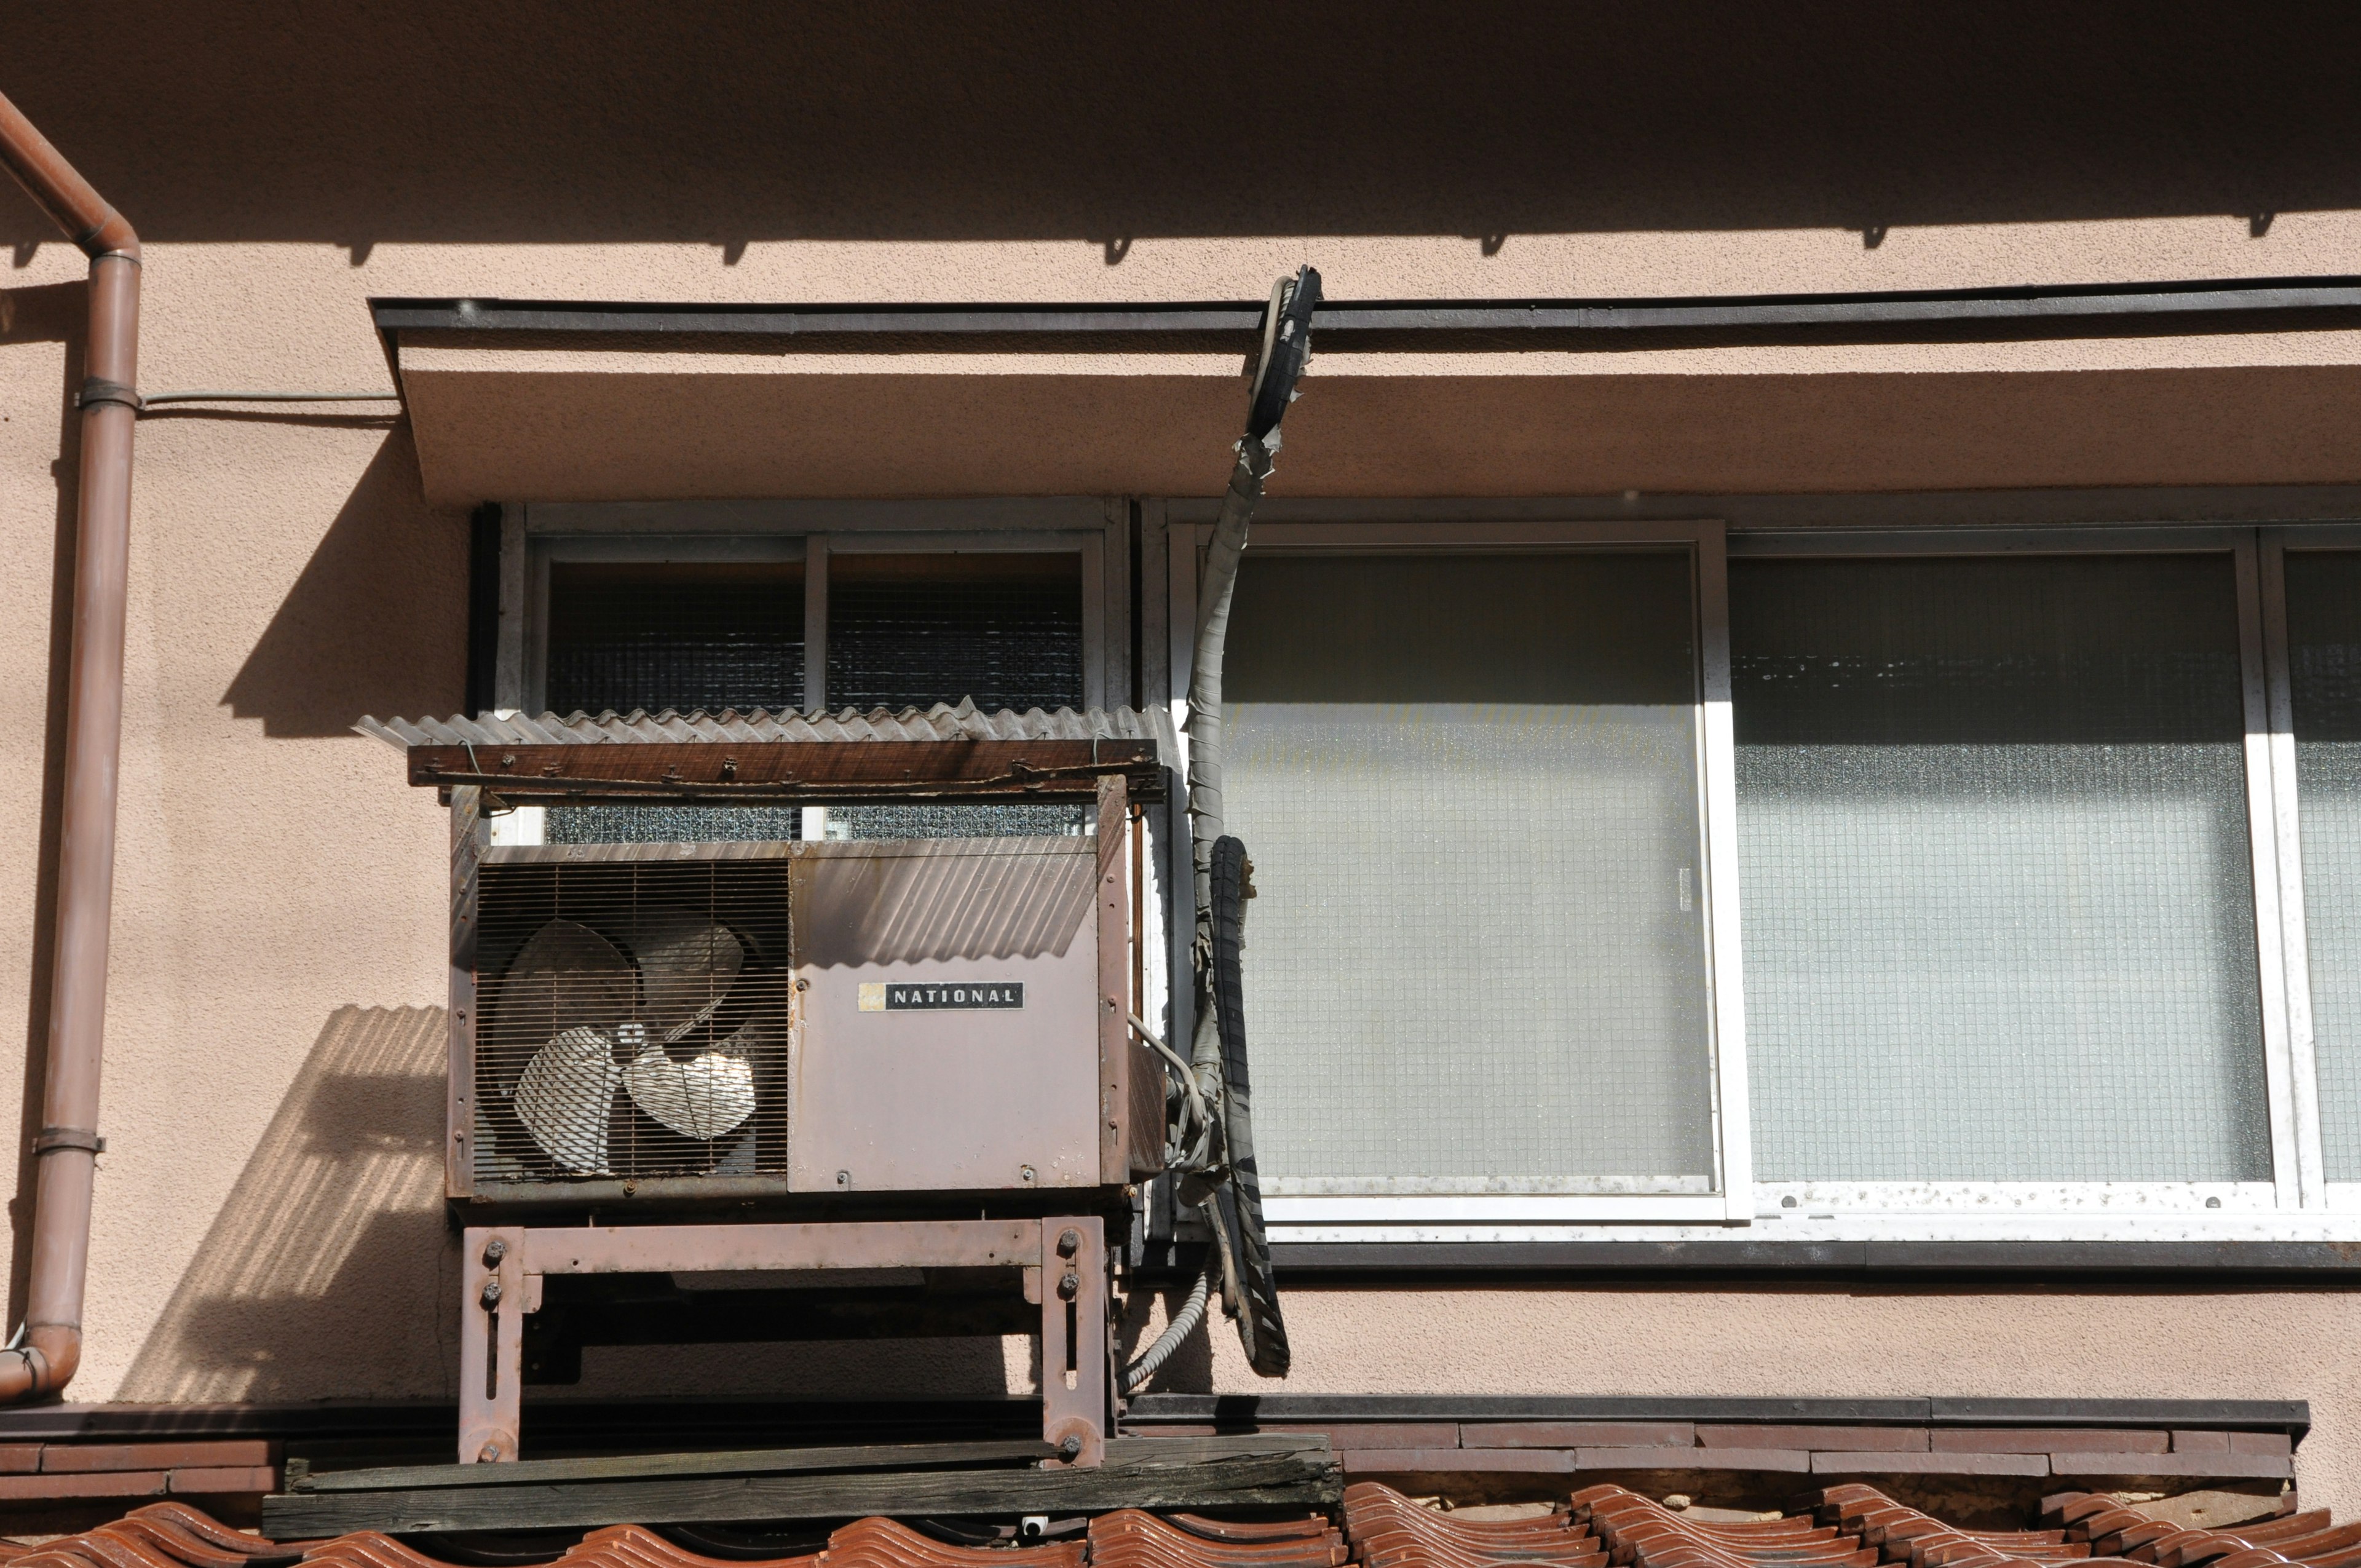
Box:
[448,789,482,1202]
[1096,777,1129,1186]
[408,740,1162,804]
[1038,1216,1107,1466]
[788,839,1102,1193]
[41,1440,272,1473]
[520,1221,1039,1275]
[0,1471,168,1500]
[459,1227,526,1465]
[453,1173,793,1207]
[1126,797,1165,1180]
[165,1466,278,1494]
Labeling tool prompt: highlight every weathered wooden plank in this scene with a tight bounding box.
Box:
[263,1451,1339,1535]
[1101,1434,1332,1463]
[296,1438,1053,1492]
[409,741,1164,802]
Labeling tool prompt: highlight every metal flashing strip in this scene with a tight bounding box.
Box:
[1264,1239,2361,1275]
[1122,1393,2312,1437]
[373,276,2361,345]
[0,1397,1047,1443]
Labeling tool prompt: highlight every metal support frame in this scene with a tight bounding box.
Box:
[459,1219,1109,1467]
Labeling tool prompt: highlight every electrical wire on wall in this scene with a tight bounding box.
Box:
[1122,266,1319,1393]
[132,390,401,411]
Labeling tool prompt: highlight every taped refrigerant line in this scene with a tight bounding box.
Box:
[1124,266,1318,1392]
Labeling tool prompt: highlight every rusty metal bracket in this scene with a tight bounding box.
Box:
[459,1219,1110,1467]
[31,1127,103,1156]
[74,376,141,411]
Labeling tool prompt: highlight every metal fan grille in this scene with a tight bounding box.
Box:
[473,852,792,1184]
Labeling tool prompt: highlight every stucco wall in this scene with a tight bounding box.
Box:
[1,0,2359,1508]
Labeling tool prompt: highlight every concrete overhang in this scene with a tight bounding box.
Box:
[375,285,2361,507]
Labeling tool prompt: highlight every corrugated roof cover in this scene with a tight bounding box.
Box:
[356,700,1179,767]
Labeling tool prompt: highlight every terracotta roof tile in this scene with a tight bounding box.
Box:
[0,1490,2336,1568]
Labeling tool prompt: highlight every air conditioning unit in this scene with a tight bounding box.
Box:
[366,705,1176,1208]
[361,704,1185,1467]
[463,831,1140,1200]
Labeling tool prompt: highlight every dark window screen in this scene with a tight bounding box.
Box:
[542,561,804,845]
[826,553,1083,711]
[545,561,805,718]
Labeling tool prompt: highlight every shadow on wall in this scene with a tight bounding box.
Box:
[217,426,468,737]
[1115,1281,1214,1395]
[0,282,87,1339]
[120,1006,1021,1404]
[0,2,2349,247]
[116,1006,455,1402]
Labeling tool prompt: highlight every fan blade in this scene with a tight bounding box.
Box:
[625,1035,757,1141]
[513,1026,624,1173]
[630,908,745,1036]
[500,920,633,1063]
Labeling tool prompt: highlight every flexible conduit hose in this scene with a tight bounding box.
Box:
[1119,1256,1215,1393]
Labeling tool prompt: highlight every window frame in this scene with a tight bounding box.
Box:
[495,499,1131,716]
[2261,523,2361,1214]
[1731,525,2308,1223]
[1157,509,2361,1245]
[1157,512,1754,1230]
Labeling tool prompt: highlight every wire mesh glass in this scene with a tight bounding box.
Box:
[823,552,1088,840]
[2284,550,2361,1181]
[544,561,806,845]
[473,852,793,1184]
[825,553,1083,712]
[1733,553,2271,1182]
[546,561,804,716]
[1224,550,1717,1190]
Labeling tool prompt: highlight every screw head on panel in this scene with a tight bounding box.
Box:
[478,1441,502,1462]
[1056,1228,1080,1257]
[481,1238,507,1267]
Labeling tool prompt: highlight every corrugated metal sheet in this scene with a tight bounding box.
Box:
[355,700,1179,767]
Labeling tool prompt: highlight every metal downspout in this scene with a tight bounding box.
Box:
[0,87,140,1402]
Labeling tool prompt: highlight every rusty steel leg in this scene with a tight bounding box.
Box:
[1038,1216,1107,1467]
[459,1225,526,1463]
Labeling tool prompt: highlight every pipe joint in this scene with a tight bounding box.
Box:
[0,1324,79,1402]
[82,228,138,264]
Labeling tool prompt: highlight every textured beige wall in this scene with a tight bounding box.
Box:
[1,0,2359,1509]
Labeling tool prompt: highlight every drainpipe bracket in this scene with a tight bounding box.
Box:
[33,1127,103,1156]
[75,378,141,412]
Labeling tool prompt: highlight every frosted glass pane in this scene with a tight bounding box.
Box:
[1225,552,1715,1190]
[1734,555,2269,1182]
[2284,551,2361,1181]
